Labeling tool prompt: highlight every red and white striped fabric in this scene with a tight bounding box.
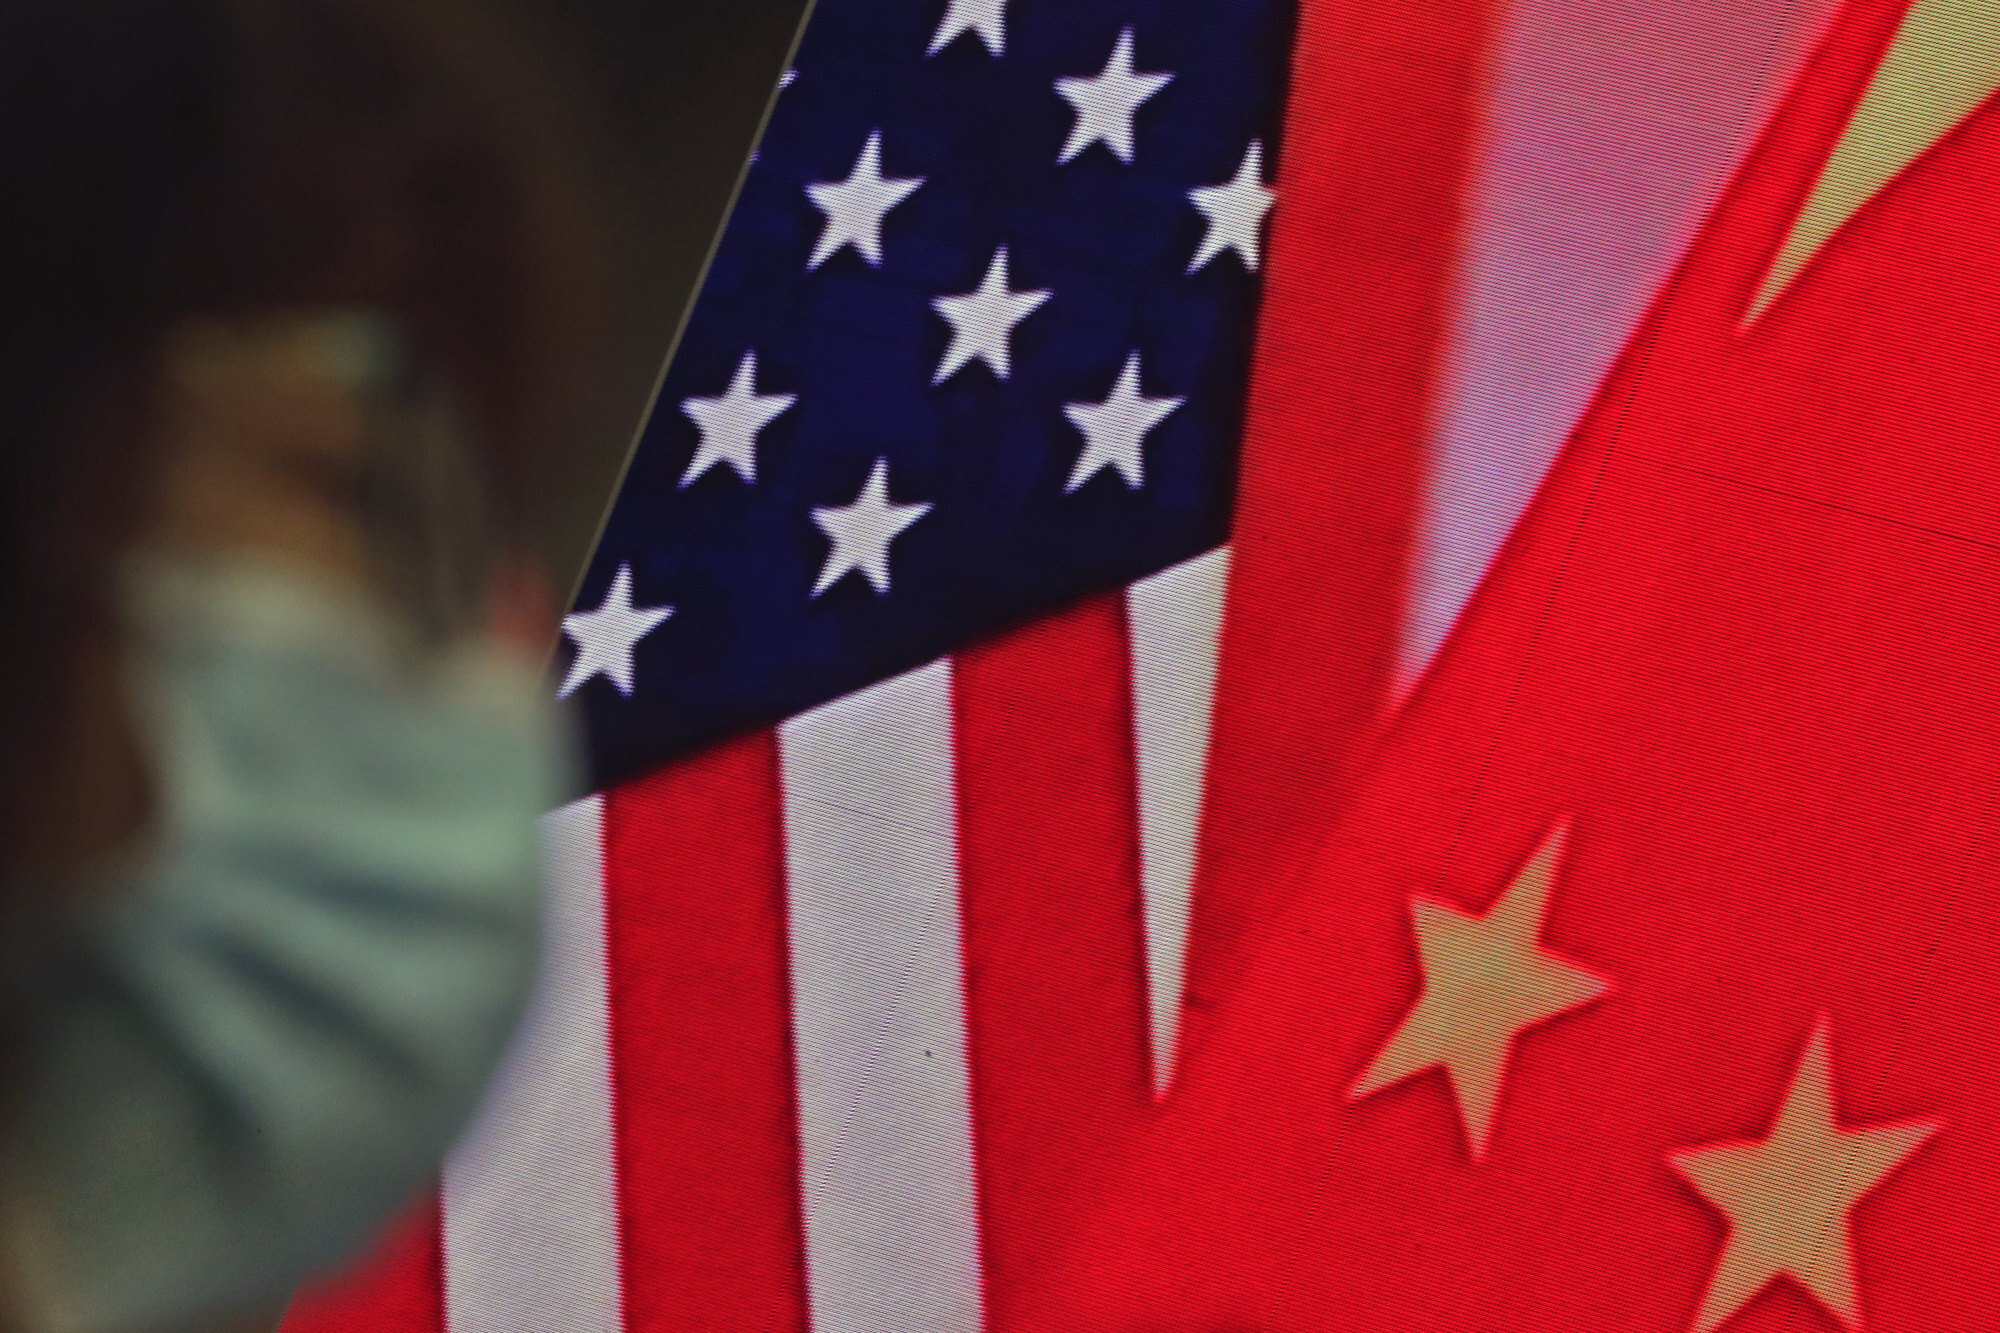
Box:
[279,0,1837,1328]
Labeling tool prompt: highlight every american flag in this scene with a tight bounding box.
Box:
[279,0,1838,1328]
[538,3,1287,1325]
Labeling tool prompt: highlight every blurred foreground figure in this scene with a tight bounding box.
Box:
[0,2,595,1329]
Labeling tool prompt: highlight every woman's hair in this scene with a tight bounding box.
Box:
[0,0,601,881]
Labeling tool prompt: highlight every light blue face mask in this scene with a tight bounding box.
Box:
[0,553,575,1333]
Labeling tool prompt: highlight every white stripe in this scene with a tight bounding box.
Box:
[777,661,984,1333]
[1124,545,1231,1098]
[442,796,626,1333]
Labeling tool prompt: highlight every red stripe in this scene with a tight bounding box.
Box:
[952,594,1153,1327]
[598,733,810,1332]
[1181,0,1492,1064]
[280,1190,445,1333]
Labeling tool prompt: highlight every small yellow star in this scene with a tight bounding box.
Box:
[1669,1019,1940,1333]
[1349,823,1611,1159]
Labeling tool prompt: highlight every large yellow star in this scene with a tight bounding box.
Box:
[1349,824,1611,1160]
[1668,1019,1941,1333]
[1748,0,2000,322]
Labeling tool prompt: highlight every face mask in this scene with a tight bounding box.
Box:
[0,552,576,1333]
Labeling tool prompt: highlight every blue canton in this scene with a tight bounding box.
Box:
[568,0,1293,789]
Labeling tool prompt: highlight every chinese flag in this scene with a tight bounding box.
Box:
[1026,1,2000,1330]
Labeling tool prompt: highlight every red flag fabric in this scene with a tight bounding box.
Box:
[1174,0,1489,1081]
[1026,1,2000,1329]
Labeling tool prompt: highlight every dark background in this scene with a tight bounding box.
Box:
[492,0,814,601]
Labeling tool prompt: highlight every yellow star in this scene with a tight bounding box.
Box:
[1349,824,1611,1159]
[1748,0,2000,322]
[1668,1019,1941,1333]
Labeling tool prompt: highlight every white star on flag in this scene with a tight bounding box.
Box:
[1064,352,1185,491]
[927,0,1005,57]
[930,246,1052,383]
[1055,27,1174,165]
[811,458,933,596]
[1188,139,1276,272]
[806,130,925,269]
[679,351,797,486]
[558,564,675,699]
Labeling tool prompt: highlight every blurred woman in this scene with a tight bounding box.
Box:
[0,1,601,1328]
